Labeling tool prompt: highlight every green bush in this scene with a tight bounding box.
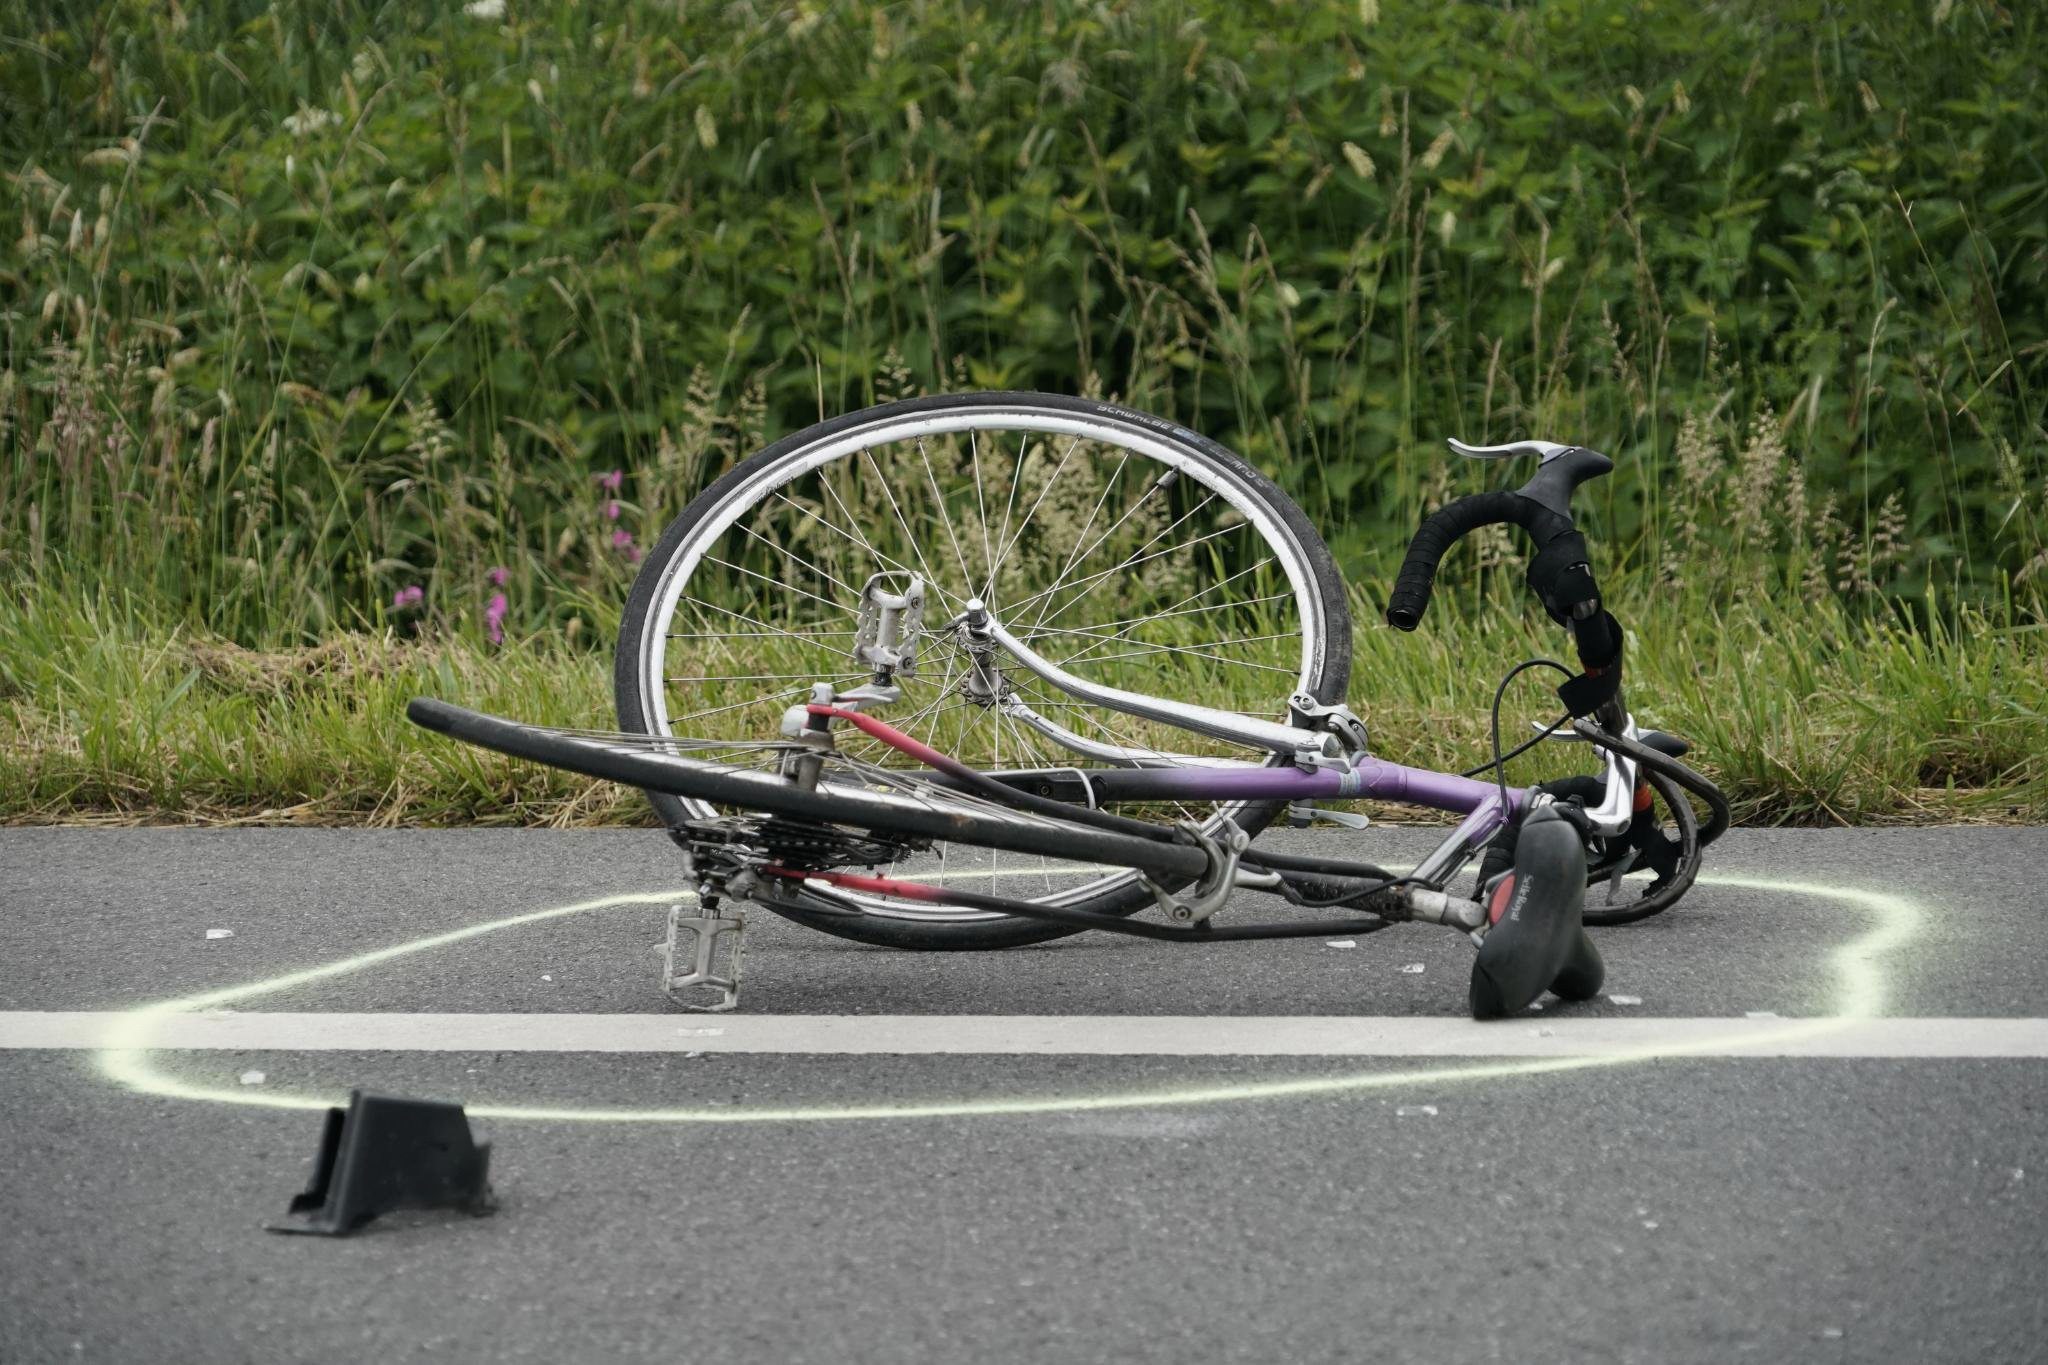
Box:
[3,0,2044,642]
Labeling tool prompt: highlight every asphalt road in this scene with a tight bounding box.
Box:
[3,826,2045,1363]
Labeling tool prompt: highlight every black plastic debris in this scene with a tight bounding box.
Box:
[267,1090,495,1236]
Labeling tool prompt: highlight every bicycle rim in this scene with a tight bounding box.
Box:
[619,393,1347,924]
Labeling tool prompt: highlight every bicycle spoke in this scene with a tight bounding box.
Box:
[767,489,960,611]
[1014,468,1186,623]
[666,629,859,641]
[701,554,856,618]
[673,596,857,653]
[732,522,867,603]
[914,438,978,598]
[668,676,865,728]
[631,399,1333,930]
[1046,559,1278,668]
[1028,591,1293,641]
[1026,450,1131,633]
[999,489,1220,622]
[981,432,1028,602]
[1026,514,1238,631]
[969,427,996,593]
[981,434,1082,601]
[860,447,950,603]
[1053,645,1295,675]
[667,671,874,684]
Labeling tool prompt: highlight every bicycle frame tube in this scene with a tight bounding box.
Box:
[963,601,1632,888]
[979,608,1631,834]
[1087,760,1524,891]
[1083,757,1521,818]
[978,615,1334,758]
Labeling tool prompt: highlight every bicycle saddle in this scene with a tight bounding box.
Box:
[1468,803,1605,1018]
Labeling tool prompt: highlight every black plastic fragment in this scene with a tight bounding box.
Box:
[267,1090,494,1236]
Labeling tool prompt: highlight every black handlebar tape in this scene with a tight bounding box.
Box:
[1385,491,1573,631]
[1384,446,1614,632]
[1568,608,1622,671]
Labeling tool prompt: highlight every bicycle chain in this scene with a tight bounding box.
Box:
[676,816,927,873]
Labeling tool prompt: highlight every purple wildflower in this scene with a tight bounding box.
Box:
[604,500,621,521]
[484,591,509,645]
[610,528,640,563]
[486,565,510,588]
[392,584,424,611]
[593,469,623,492]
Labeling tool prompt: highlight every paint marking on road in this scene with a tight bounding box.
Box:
[9,1011,2047,1058]
[62,874,1943,1122]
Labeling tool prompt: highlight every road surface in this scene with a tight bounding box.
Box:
[2,826,2043,1363]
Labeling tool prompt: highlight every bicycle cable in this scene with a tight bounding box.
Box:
[1459,708,1572,779]
[1483,657,1576,815]
[1276,659,1574,911]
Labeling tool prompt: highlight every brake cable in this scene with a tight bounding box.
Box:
[1480,658,1576,814]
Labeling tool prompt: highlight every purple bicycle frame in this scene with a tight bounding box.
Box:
[1082,757,1526,869]
[980,615,1530,878]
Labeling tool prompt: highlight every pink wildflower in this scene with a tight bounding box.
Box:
[610,528,640,563]
[593,469,623,492]
[604,500,621,521]
[486,566,509,588]
[484,591,509,645]
[392,584,424,611]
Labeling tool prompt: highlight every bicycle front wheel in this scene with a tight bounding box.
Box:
[615,391,1352,949]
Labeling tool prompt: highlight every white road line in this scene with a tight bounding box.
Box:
[6,1012,2048,1058]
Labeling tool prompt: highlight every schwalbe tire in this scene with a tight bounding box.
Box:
[615,392,1352,951]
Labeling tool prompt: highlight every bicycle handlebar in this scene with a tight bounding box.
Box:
[1385,490,1576,631]
[1385,443,1614,627]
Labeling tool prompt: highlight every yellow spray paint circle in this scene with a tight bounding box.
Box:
[93,874,1922,1123]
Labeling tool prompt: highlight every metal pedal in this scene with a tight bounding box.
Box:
[662,900,747,1012]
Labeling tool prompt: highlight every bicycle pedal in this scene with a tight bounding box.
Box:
[662,900,747,1012]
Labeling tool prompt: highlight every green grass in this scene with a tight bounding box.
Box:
[5,578,2040,826]
[4,0,2044,825]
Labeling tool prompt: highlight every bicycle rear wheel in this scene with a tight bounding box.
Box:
[615,392,1351,949]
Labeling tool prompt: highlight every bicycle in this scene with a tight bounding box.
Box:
[408,392,1729,1020]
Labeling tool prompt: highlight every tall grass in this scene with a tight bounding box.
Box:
[3,0,2043,646]
[3,0,2044,823]
[4,573,2040,825]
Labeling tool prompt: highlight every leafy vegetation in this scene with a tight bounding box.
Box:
[3,0,2044,822]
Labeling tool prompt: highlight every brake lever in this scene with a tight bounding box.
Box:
[1448,437,1578,464]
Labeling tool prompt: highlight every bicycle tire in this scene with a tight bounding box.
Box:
[614,391,1351,950]
[1581,767,1702,926]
